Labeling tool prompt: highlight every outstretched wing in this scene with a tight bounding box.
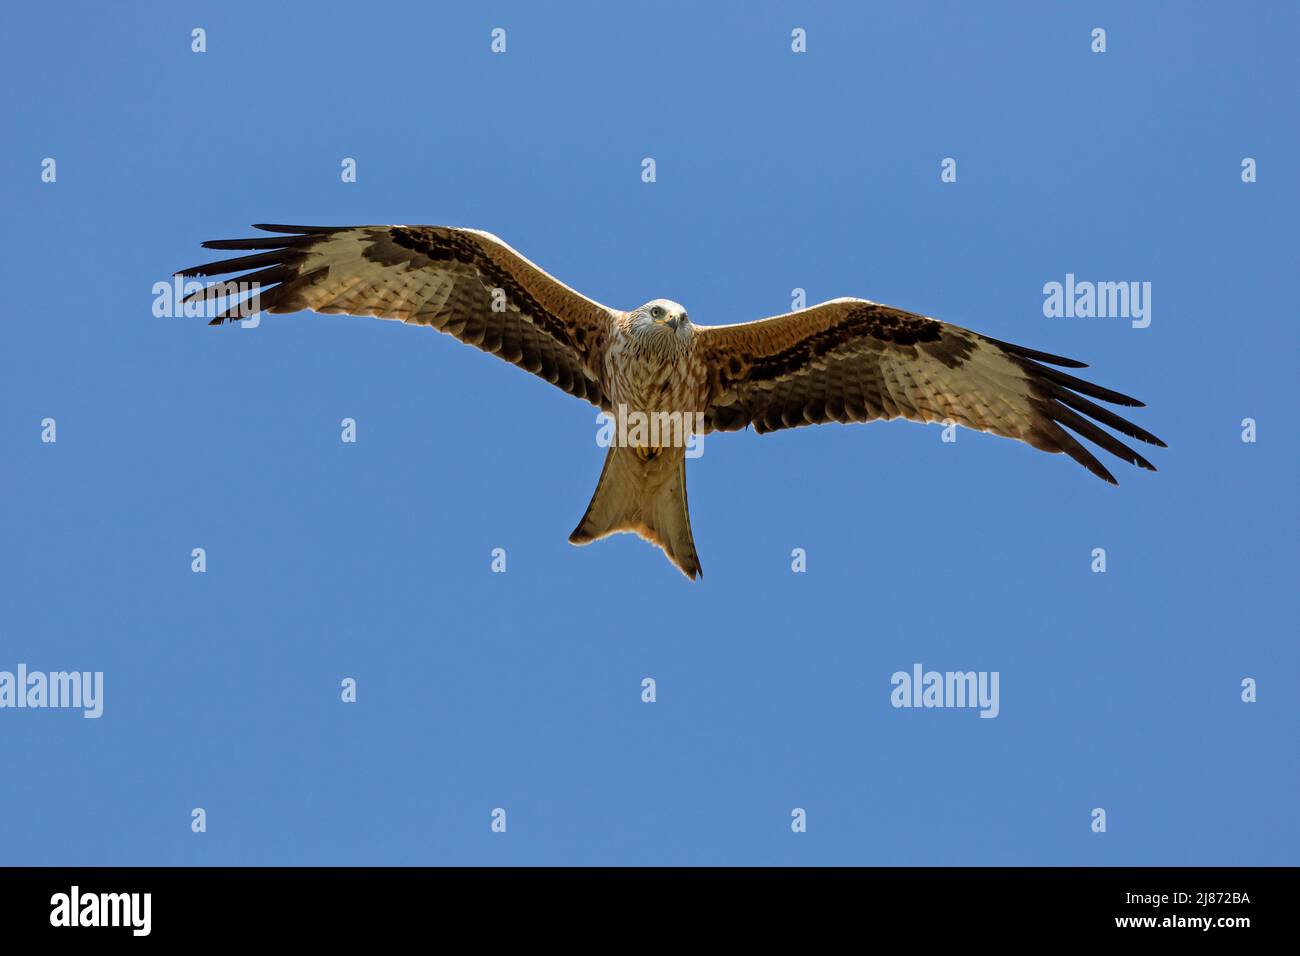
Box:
[696,298,1164,484]
[176,224,617,407]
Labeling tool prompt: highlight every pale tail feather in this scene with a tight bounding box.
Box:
[569,445,702,580]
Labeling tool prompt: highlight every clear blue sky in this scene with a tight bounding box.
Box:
[1,1,1295,865]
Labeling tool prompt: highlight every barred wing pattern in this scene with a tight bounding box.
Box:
[176,224,616,408]
[697,299,1165,484]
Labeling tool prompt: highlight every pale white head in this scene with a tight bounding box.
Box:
[629,298,692,350]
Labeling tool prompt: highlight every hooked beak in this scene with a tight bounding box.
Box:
[658,315,680,331]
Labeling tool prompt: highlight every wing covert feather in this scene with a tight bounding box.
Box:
[696,298,1164,483]
[177,224,616,407]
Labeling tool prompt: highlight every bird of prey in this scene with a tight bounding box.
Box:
[176,224,1164,580]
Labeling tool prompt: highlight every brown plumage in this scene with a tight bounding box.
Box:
[177,224,1165,580]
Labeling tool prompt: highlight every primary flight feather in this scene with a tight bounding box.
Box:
[177,224,1165,580]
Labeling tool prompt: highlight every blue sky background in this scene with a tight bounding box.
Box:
[1,1,1296,865]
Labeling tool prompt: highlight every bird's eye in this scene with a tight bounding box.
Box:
[651,306,663,319]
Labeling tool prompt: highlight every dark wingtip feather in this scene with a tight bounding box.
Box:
[1083,456,1119,485]
[1036,364,1144,407]
[1048,400,1159,473]
[175,249,291,278]
[202,234,323,251]
[1048,422,1119,484]
[1048,385,1164,449]
[984,335,1089,369]
[252,223,346,234]
[1092,465,1118,484]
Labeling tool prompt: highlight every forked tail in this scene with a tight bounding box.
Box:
[569,445,701,579]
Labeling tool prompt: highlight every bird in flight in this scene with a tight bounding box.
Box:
[177,224,1164,580]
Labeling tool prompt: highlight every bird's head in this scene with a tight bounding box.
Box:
[630,298,692,345]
